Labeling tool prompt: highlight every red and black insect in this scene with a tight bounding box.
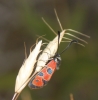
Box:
[28,31,77,89]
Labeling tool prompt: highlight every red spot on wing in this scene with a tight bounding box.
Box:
[32,76,43,86]
[47,60,57,70]
[29,60,57,88]
[41,60,57,81]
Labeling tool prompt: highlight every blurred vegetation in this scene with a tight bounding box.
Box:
[0,0,98,100]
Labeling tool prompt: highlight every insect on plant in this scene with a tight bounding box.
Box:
[32,9,90,78]
[12,9,90,100]
[28,31,78,89]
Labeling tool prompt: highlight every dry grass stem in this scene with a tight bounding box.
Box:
[70,93,74,100]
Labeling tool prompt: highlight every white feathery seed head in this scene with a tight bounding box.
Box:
[35,30,65,72]
[34,9,90,73]
[15,40,42,93]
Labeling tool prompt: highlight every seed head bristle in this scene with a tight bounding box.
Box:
[66,29,90,38]
[54,8,63,31]
[42,17,57,35]
[65,33,88,44]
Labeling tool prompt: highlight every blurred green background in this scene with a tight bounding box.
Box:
[0,0,98,100]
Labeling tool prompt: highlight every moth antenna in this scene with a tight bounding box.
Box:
[42,17,57,35]
[24,42,27,58]
[61,40,85,47]
[60,40,78,55]
[65,33,88,44]
[54,8,63,31]
[66,29,90,38]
